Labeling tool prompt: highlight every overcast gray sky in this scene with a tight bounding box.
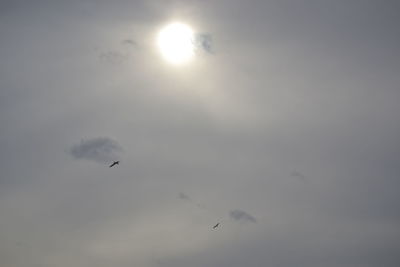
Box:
[1,1,399,266]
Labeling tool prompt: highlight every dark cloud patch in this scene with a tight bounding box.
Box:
[230,209,257,223]
[178,192,191,201]
[99,51,129,64]
[121,39,138,47]
[69,137,122,164]
[291,170,307,182]
[194,33,213,53]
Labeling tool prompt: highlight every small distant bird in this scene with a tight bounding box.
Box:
[109,161,119,168]
[213,223,220,229]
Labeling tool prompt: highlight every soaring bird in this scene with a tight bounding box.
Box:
[213,223,220,229]
[109,161,119,168]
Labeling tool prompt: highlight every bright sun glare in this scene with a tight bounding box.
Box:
[157,22,195,65]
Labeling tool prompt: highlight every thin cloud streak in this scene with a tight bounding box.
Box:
[229,209,257,223]
[69,137,122,164]
[121,39,138,47]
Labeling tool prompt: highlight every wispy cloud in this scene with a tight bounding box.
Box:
[194,33,213,53]
[291,170,307,182]
[178,192,207,210]
[229,209,257,223]
[178,192,191,201]
[99,51,129,64]
[121,39,138,47]
[69,137,122,164]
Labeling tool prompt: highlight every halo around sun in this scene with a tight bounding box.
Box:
[157,22,195,65]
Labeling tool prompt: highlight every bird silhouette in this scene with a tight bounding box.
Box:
[109,161,119,168]
[213,223,220,229]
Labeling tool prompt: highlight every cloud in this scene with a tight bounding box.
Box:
[121,39,138,47]
[69,137,122,164]
[178,192,191,201]
[98,39,137,64]
[229,209,257,223]
[194,33,213,53]
[291,170,307,182]
[178,192,207,210]
[99,51,129,64]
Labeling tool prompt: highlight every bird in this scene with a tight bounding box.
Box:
[213,223,220,229]
[109,161,119,168]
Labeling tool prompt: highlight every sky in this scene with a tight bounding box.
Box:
[1,0,400,266]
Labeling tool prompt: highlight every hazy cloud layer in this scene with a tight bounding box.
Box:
[1,1,400,267]
[69,137,122,164]
[229,209,257,223]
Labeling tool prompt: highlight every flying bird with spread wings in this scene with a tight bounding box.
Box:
[213,223,220,229]
[109,161,119,168]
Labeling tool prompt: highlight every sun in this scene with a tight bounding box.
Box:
[157,22,195,65]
